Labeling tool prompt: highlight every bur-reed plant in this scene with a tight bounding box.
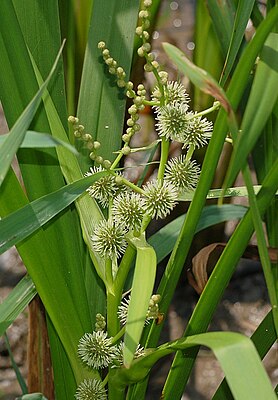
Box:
[0,1,277,399]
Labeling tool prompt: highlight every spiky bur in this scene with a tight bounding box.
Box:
[75,379,107,400]
[180,112,213,149]
[91,219,127,259]
[142,180,179,219]
[155,102,190,141]
[118,294,161,326]
[164,155,200,192]
[85,167,118,208]
[112,192,144,231]
[152,81,190,105]
[78,331,117,369]
[113,342,145,367]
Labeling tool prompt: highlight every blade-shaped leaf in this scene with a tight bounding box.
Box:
[149,205,247,264]
[220,0,255,86]
[0,41,64,186]
[0,275,36,336]
[163,42,232,114]
[116,332,276,400]
[0,172,106,260]
[0,130,78,153]
[77,0,140,171]
[124,235,157,368]
[224,32,278,190]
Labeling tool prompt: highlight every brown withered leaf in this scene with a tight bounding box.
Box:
[187,243,278,294]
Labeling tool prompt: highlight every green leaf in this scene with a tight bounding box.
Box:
[149,205,247,264]
[0,41,64,186]
[117,332,276,400]
[219,0,255,86]
[123,235,157,368]
[0,130,78,153]
[0,172,106,261]
[77,0,140,171]
[17,394,48,400]
[163,42,232,114]
[206,0,236,57]
[161,159,278,400]
[224,32,278,190]
[213,310,277,399]
[0,275,36,336]
[179,185,272,201]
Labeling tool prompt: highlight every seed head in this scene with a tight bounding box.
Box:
[85,167,117,208]
[78,331,117,369]
[91,219,127,259]
[142,180,179,219]
[112,192,144,231]
[75,379,107,400]
[164,156,200,191]
[155,101,190,141]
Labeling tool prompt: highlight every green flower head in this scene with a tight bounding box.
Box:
[91,219,127,259]
[78,331,117,369]
[85,167,117,208]
[75,379,107,400]
[112,192,144,231]
[142,180,178,219]
[155,102,190,141]
[164,155,200,191]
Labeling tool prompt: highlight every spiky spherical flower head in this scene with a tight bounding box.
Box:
[142,180,178,219]
[180,112,213,149]
[155,102,190,141]
[112,192,144,231]
[78,331,117,369]
[113,342,145,367]
[85,167,117,208]
[164,156,200,191]
[91,219,127,259]
[152,81,189,104]
[75,379,107,400]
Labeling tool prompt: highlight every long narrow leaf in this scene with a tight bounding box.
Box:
[116,332,276,400]
[0,42,64,186]
[0,172,106,259]
[124,235,157,367]
[0,130,78,153]
[224,32,278,190]
[0,275,36,336]
[149,205,247,263]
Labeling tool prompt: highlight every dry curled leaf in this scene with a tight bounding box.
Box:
[187,243,278,294]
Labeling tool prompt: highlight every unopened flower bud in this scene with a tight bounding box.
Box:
[93,141,101,150]
[98,41,106,49]
[95,156,103,165]
[122,146,131,155]
[103,159,111,169]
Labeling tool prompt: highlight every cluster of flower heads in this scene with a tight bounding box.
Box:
[75,294,160,399]
[71,0,215,262]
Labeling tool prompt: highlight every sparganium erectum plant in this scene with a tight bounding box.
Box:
[68,0,221,397]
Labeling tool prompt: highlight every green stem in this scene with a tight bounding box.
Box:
[105,258,114,291]
[107,290,120,337]
[185,144,195,163]
[111,326,125,344]
[157,138,170,182]
[242,164,278,335]
[188,101,220,119]
[111,152,123,170]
